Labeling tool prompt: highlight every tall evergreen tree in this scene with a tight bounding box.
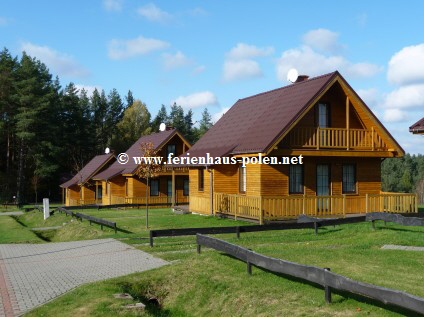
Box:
[125,90,134,109]
[151,104,169,132]
[195,107,213,141]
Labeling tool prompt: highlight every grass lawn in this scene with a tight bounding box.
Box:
[0,216,42,243]
[20,206,424,317]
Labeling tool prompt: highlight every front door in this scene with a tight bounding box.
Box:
[316,164,330,211]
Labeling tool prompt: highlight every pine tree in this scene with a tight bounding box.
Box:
[196,108,213,141]
[125,90,134,109]
[151,104,169,132]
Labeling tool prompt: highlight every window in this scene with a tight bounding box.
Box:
[342,164,356,193]
[239,166,246,193]
[167,144,176,158]
[150,179,159,196]
[289,165,304,194]
[183,178,189,196]
[317,103,329,128]
[96,186,102,199]
[198,168,204,191]
[316,164,330,196]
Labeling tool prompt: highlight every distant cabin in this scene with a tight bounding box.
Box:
[183,71,417,222]
[60,154,114,206]
[410,117,424,135]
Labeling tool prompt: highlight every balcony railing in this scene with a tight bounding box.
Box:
[213,192,417,223]
[285,127,388,150]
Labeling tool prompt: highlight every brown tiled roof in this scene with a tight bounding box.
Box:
[60,154,114,188]
[93,128,179,180]
[184,72,337,158]
[410,117,424,133]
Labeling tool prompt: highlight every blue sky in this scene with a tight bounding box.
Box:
[1,0,424,154]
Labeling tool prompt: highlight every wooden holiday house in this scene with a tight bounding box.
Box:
[60,154,114,206]
[92,128,190,206]
[183,71,417,222]
[410,117,424,135]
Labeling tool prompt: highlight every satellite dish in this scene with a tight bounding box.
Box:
[105,147,110,154]
[159,123,166,132]
[287,68,299,83]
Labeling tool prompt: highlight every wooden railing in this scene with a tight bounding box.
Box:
[213,193,417,222]
[286,127,387,150]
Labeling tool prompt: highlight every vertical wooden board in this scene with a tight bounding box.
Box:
[246,163,261,196]
[260,162,288,196]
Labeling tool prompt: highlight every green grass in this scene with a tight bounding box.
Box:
[0,216,42,243]
[24,213,424,317]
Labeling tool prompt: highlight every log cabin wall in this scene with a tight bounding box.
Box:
[258,156,381,197]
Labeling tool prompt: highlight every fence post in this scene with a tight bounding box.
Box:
[247,261,252,275]
[236,226,240,239]
[259,196,263,225]
[149,231,154,247]
[324,268,332,303]
[197,243,201,254]
[365,194,368,214]
[114,224,117,234]
[371,219,375,230]
[342,194,346,217]
[314,221,318,235]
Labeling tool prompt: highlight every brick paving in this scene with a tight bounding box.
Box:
[0,239,168,316]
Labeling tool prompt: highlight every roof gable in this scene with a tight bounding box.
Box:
[60,154,114,188]
[410,117,424,133]
[93,128,190,180]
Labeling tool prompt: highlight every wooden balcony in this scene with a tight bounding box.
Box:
[213,192,417,223]
[284,127,388,151]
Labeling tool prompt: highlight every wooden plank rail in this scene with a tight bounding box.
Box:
[148,216,366,246]
[366,212,424,227]
[287,127,389,150]
[58,207,117,233]
[196,234,424,315]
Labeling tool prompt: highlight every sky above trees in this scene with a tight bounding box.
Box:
[1,1,423,154]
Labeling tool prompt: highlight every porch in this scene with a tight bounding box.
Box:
[212,192,418,224]
[68,195,189,206]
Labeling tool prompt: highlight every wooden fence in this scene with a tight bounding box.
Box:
[196,234,424,315]
[148,216,366,247]
[366,212,424,227]
[190,196,211,214]
[57,207,117,232]
[213,193,417,222]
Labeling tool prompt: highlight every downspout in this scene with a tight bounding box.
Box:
[207,166,213,215]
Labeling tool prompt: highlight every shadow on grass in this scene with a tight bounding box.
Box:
[220,253,422,316]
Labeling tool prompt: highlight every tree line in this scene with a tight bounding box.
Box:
[382,154,424,203]
[0,48,213,203]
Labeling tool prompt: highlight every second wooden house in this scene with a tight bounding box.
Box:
[92,128,191,206]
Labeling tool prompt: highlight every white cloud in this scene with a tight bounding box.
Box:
[357,88,379,107]
[227,43,274,60]
[387,44,424,85]
[212,107,230,123]
[223,59,263,81]
[21,42,89,78]
[103,0,122,12]
[162,51,191,70]
[382,84,424,109]
[192,65,206,75]
[0,17,10,26]
[382,108,409,123]
[173,91,218,109]
[137,3,171,23]
[302,29,342,53]
[108,36,169,60]
[75,84,102,97]
[276,46,381,81]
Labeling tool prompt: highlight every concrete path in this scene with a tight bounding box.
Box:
[0,212,23,217]
[0,239,167,316]
[382,244,424,251]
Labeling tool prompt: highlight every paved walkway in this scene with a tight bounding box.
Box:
[382,244,424,251]
[0,239,168,316]
[0,212,23,217]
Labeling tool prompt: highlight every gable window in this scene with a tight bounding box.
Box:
[150,179,159,196]
[167,144,176,158]
[183,178,189,196]
[198,168,204,192]
[289,165,304,194]
[342,164,356,193]
[317,103,330,128]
